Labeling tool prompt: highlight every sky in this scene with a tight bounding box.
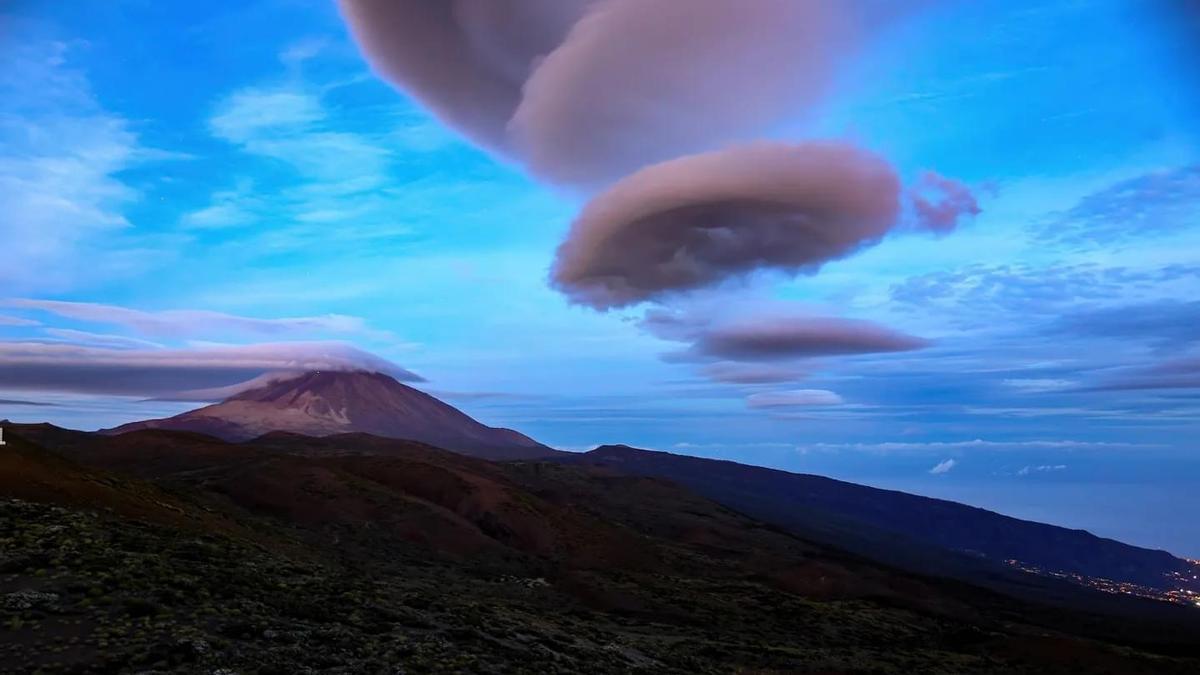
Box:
[2,1,1199,556]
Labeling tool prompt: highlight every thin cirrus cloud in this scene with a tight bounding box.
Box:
[41,328,165,351]
[1017,464,1067,476]
[700,362,808,385]
[550,142,903,309]
[3,298,391,341]
[0,39,186,293]
[0,340,423,398]
[0,315,40,327]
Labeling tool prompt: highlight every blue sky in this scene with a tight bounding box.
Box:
[2,1,1199,556]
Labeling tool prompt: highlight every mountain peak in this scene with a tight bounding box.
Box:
[104,370,560,460]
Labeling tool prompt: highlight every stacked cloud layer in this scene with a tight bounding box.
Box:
[339,0,978,311]
[339,0,976,406]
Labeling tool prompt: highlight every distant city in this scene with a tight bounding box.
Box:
[1006,559,1200,608]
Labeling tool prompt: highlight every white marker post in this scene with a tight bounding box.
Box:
[0,427,6,446]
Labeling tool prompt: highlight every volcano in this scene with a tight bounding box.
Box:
[103,370,559,460]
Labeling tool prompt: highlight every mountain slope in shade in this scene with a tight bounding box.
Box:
[562,445,1199,594]
[7,428,1200,672]
[103,370,560,460]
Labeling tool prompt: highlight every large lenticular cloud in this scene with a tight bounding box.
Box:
[551,142,902,309]
[337,0,593,154]
[339,0,870,185]
[510,0,856,186]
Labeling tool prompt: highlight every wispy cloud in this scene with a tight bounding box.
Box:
[1039,165,1200,247]
[700,362,808,385]
[40,328,164,350]
[0,315,40,327]
[178,178,264,230]
[4,298,397,342]
[188,60,436,251]
[1017,464,1067,476]
[0,39,187,292]
[1003,378,1076,392]
[929,458,957,474]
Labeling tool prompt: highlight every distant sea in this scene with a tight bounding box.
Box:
[878,479,1200,560]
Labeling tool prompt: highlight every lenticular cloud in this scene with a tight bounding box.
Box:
[338,0,977,308]
[551,142,902,309]
[509,0,857,187]
[338,0,594,154]
[693,315,929,361]
[339,0,860,184]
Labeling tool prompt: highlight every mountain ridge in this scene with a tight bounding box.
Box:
[563,444,1197,595]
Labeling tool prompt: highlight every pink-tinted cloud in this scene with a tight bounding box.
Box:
[511,0,859,186]
[338,0,918,188]
[338,1,970,307]
[911,171,981,234]
[0,340,423,397]
[337,0,592,154]
[692,316,930,362]
[551,142,902,309]
[0,314,40,327]
[640,304,929,382]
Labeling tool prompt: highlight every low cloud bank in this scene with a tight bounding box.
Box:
[0,340,422,398]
